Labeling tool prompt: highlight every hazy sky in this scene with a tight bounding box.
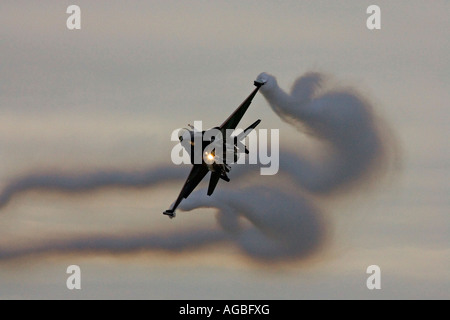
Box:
[0,1,448,299]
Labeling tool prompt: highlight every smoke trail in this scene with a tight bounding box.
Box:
[0,188,325,263]
[0,230,229,261]
[0,166,187,210]
[256,72,392,194]
[180,187,325,262]
[0,72,395,264]
[0,168,326,263]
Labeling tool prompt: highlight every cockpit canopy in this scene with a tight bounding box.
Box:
[178,128,193,142]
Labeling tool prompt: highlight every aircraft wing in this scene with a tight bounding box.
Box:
[164,164,208,217]
[181,164,209,199]
[219,82,263,136]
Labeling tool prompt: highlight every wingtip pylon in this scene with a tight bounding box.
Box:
[163,210,176,219]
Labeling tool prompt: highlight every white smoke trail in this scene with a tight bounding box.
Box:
[0,72,395,264]
[0,229,230,261]
[256,72,392,193]
[0,166,187,209]
[180,187,325,262]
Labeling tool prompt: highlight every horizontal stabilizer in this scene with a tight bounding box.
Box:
[207,172,221,196]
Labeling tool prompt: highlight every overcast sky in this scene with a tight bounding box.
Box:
[0,1,448,299]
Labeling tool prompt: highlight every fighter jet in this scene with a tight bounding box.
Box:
[163,78,266,218]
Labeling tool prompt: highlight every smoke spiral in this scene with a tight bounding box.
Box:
[257,72,392,193]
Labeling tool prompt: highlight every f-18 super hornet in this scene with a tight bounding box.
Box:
[163,77,266,218]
